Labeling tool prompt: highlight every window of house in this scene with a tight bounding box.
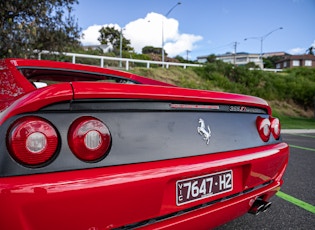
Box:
[293,60,300,66]
[222,59,233,63]
[283,61,287,67]
[236,57,247,62]
[276,63,281,69]
[305,60,312,66]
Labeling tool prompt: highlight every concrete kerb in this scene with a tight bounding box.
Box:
[281,129,315,134]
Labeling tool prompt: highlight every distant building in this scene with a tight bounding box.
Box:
[275,54,315,69]
[197,52,262,68]
[262,52,289,58]
[197,52,315,69]
[83,44,111,53]
[196,55,208,64]
[217,52,262,67]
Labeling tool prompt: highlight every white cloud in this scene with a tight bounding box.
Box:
[164,33,203,57]
[80,12,203,57]
[81,23,120,45]
[287,40,315,55]
[288,47,305,55]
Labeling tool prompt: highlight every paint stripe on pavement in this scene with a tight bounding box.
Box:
[289,144,315,152]
[276,191,315,214]
[290,133,315,138]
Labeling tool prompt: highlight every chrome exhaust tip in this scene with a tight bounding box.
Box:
[249,199,272,215]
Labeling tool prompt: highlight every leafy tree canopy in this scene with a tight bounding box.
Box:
[306,46,314,55]
[194,60,315,110]
[263,56,283,68]
[0,0,81,58]
[142,46,162,55]
[98,26,133,53]
[206,54,217,63]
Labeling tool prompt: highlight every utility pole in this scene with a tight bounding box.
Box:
[186,50,191,61]
[162,2,181,67]
[119,28,123,68]
[233,42,238,66]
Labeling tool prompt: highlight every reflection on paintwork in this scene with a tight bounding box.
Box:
[0,146,283,195]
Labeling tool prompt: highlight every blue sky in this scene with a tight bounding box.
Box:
[74,0,315,60]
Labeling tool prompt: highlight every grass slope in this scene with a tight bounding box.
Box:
[130,67,315,129]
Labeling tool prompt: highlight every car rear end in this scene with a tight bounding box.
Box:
[0,59,289,230]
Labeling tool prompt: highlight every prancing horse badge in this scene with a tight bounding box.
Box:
[197,118,211,145]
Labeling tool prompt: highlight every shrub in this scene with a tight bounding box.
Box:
[192,61,315,110]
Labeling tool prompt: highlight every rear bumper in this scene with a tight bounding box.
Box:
[138,180,281,230]
[0,143,289,230]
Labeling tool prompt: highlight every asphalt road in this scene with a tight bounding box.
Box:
[216,131,315,230]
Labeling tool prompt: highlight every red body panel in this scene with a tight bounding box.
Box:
[6,58,175,86]
[0,83,73,125]
[0,58,289,229]
[0,143,288,230]
[0,58,270,115]
[0,81,271,126]
[71,82,270,111]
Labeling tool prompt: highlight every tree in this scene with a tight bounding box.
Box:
[174,55,186,63]
[142,46,162,55]
[306,46,314,55]
[0,0,81,58]
[263,56,282,68]
[98,26,133,53]
[206,54,217,63]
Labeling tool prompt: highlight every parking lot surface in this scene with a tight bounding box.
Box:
[216,131,315,229]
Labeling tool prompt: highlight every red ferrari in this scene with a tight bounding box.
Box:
[0,58,289,230]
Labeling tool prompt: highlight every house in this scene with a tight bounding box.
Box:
[275,54,315,69]
[83,44,112,53]
[217,52,262,67]
[197,52,315,69]
[197,52,262,68]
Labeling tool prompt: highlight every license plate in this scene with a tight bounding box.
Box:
[176,170,233,206]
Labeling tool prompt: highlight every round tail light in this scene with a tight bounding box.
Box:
[256,116,271,142]
[7,116,58,166]
[68,117,111,162]
[270,117,281,140]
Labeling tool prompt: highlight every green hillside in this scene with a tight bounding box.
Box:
[129,63,315,129]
